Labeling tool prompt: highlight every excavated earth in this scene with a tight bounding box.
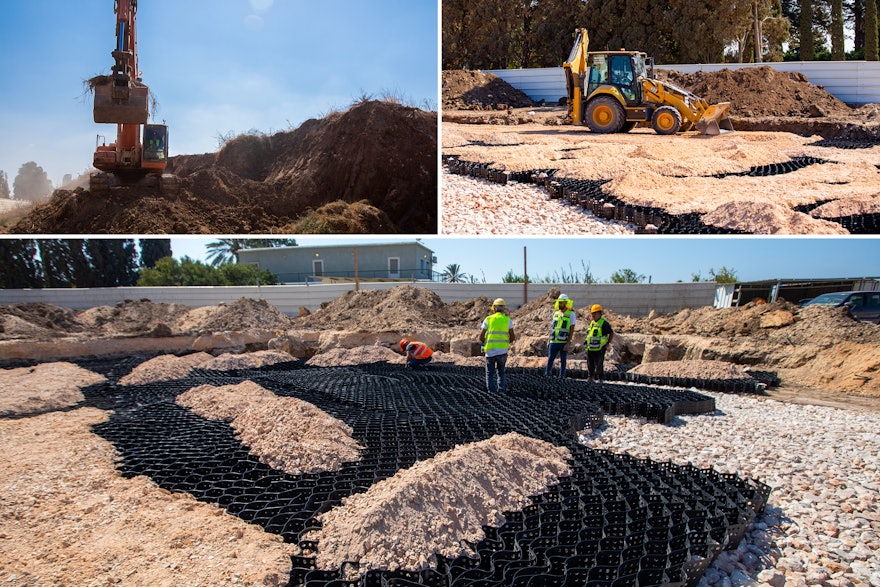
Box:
[442,68,880,234]
[2,285,879,586]
[6,101,437,234]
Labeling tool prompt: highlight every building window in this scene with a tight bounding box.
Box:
[313,260,324,277]
[388,257,400,278]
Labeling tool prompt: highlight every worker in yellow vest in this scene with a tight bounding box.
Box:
[586,304,614,381]
[545,293,576,377]
[399,339,433,370]
[479,298,516,394]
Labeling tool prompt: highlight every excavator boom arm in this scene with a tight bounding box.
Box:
[563,28,590,125]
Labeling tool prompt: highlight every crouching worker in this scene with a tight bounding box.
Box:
[399,339,433,370]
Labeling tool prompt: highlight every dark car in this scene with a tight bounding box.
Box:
[802,291,880,324]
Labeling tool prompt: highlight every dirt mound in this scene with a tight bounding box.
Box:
[443,70,537,109]
[7,101,437,234]
[0,362,107,416]
[701,201,850,235]
[191,298,293,333]
[0,303,85,340]
[281,200,395,234]
[630,360,754,380]
[308,432,571,574]
[658,66,855,118]
[177,381,362,476]
[294,285,455,331]
[118,352,215,386]
[305,346,402,367]
[77,299,194,336]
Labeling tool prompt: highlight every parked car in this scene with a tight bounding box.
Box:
[801,291,880,323]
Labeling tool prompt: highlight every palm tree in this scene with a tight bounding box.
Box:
[441,263,467,283]
[205,238,298,267]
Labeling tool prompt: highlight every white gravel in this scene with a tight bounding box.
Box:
[581,389,880,587]
[441,171,637,235]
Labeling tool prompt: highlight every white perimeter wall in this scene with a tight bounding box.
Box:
[0,282,720,318]
[486,61,880,105]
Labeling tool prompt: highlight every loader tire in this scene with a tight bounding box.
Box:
[585,96,626,134]
[651,106,682,135]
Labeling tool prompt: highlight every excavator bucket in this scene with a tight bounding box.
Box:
[695,102,734,136]
[93,83,149,124]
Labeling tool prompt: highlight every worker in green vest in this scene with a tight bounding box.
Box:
[545,293,576,377]
[479,298,516,394]
[586,303,614,381]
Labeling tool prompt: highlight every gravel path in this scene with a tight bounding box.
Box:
[441,171,637,235]
[582,387,880,587]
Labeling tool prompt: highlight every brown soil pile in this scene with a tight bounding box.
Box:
[281,200,394,233]
[117,352,215,386]
[305,345,403,367]
[308,432,571,574]
[0,362,106,416]
[177,381,362,475]
[294,285,482,331]
[200,349,295,370]
[0,408,294,586]
[701,201,849,235]
[77,299,195,336]
[7,101,437,235]
[194,298,293,333]
[658,66,856,118]
[630,360,754,380]
[443,70,537,109]
[0,303,85,339]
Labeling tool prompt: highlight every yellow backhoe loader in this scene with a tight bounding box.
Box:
[563,28,733,135]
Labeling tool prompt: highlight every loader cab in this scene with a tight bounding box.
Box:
[586,51,647,106]
[143,124,169,171]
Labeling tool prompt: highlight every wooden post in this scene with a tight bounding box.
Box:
[354,248,360,292]
[523,246,528,305]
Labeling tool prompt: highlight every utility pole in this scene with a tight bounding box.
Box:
[523,246,528,306]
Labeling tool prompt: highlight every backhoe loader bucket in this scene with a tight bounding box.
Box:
[695,102,734,136]
[93,83,149,124]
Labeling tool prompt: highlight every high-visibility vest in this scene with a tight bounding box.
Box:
[484,313,512,353]
[550,310,573,344]
[406,341,433,359]
[586,317,609,350]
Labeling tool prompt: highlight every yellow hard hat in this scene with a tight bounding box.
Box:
[492,298,506,311]
[590,304,603,313]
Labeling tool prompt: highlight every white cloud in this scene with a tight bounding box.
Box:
[243,14,264,32]
[249,0,274,13]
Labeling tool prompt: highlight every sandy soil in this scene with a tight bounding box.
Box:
[0,408,295,586]
[307,432,571,574]
[0,362,106,416]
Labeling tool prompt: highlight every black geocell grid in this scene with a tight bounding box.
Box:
[82,359,771,587]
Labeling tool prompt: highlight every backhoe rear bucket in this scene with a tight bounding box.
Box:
[695,102,734,136]
[93,83,149,124]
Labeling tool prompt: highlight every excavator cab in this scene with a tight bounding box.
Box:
[143,124,168,168]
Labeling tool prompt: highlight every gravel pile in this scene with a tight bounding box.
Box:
[441,171,636,235]
[582,390,880,587]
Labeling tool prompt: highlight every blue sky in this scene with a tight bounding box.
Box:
[169,236,880,284]
[0,0,438,188]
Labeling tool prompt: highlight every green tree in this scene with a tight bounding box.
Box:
[0,239,42,288]
[441,263,468,283]
[139,239,172,269]
[609,268,646,283]
[205,238,298,267]
[831,0,846,58]
[0,170,10,199]
[502,269,526,283]
[800,0,815,58]
[12,162,53,202]
[39,239,89,288]
[692,266,739,283]
[137,256,277,286]
[86,240,139,287]
[867,0,879,59]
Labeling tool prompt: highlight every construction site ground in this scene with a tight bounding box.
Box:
[442,68,880,235]
[1,285,879,585]
[3,101,437,235]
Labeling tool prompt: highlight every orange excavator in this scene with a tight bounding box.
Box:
[90,0,177,193]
